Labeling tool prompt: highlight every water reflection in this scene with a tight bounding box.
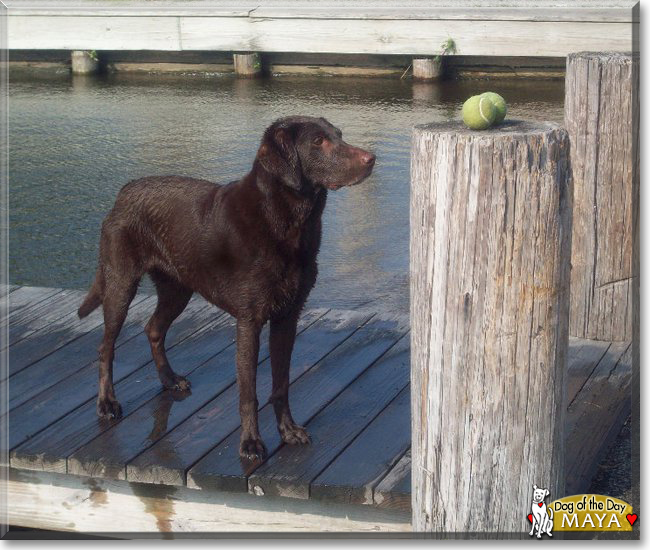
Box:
[9,71,564,311]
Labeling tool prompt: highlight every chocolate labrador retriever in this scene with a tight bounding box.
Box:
[78,116,375,459]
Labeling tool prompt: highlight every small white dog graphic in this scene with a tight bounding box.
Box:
[529,484,554,538]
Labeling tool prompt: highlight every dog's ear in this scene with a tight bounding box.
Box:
[544,489,549,498]
[257,125,302,191]
[533,484,538,490]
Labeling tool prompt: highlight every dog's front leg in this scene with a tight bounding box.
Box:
[236,319,266,460]
[269,311,311,446]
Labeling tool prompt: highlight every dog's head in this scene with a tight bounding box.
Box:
[256,116,375,193]
[532,485,550,504]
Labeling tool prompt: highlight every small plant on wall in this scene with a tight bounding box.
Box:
[434,38,457,63]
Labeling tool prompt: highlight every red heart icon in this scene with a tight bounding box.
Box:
[627,514,638,526]
[527,514,533,523]
[538,503,543,507]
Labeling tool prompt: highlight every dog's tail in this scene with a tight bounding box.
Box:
[78,267,103,318]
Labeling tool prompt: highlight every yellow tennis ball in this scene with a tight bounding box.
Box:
[480,92,507,123]
[462,95,496,130]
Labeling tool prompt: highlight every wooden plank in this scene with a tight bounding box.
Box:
[252,6,637,23]
[4,287,66,334]
[6,7,636,56]
[565,341,632,495]
[5,469,411,534]
[7,299,220,454]
[5,286,60,322]
[245,334,410,500]
[310,385,410,506]
[66,310,326,480]
[373,450,411,513]
[566,337,611,406]
[8,290,108,375]
[187,319,408,494]
[8,15,182,50]
[127,309,372,486]
[5,1,637,22]
[4,1,254,17]
[2,286,61,335]
[180,18,634,57]
[6,295,155,411]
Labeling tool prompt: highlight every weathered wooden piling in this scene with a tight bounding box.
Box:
[233,52,262,77]
[412,58,443,81]
[565,52,639,342]
[71,50,98,74]
[410,121,572,534]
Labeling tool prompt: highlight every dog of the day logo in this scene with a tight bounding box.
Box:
[527,485,637,535]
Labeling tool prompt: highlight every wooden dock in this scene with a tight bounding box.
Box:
[3,286,632,534]
[6,1,638,57]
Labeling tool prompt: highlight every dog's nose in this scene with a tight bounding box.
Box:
[360,151,376,166]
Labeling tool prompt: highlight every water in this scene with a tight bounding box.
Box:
[10,71,564,311]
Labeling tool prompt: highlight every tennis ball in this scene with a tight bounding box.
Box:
[480,92,507,123]
[462,95,496,130]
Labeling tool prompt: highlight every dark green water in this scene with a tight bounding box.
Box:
[10,71,564,310]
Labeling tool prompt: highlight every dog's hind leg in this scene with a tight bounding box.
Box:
[97,271,139,418]
[145,270,193,391]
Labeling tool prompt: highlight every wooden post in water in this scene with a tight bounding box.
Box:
[71,51,99,74]
[412,58,443,80]
[233,52,262,77]
[565,52,640,342]
[410,121,572,534]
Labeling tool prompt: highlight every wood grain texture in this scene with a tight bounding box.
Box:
[566,52,640,342]
[374,450,411,513]
[565,337,610,406]
[412,58,442,81]
[410,120,572,533]
[4,1,639,22]
[187,317,408,495]
[5,469,411,534]
[233,53,261,77]
[7,10,636,56]
[247,333,409,500]
[310,385,411,505]
[4,286,60,324]
[565,341,631,495]
[179,18,634,57]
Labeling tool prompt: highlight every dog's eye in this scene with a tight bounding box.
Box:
[313,136,324,146]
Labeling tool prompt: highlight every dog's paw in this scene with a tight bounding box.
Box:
[279,422,311,445]
[239,437,267,461]
[162,374,191,392]
[96,397,122,419]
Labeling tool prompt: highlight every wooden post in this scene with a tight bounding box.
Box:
[410,121,572,534]
[233,52,262,77]
[565,52,639,342]
[412,58,443,80]
[71,51,99,74]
